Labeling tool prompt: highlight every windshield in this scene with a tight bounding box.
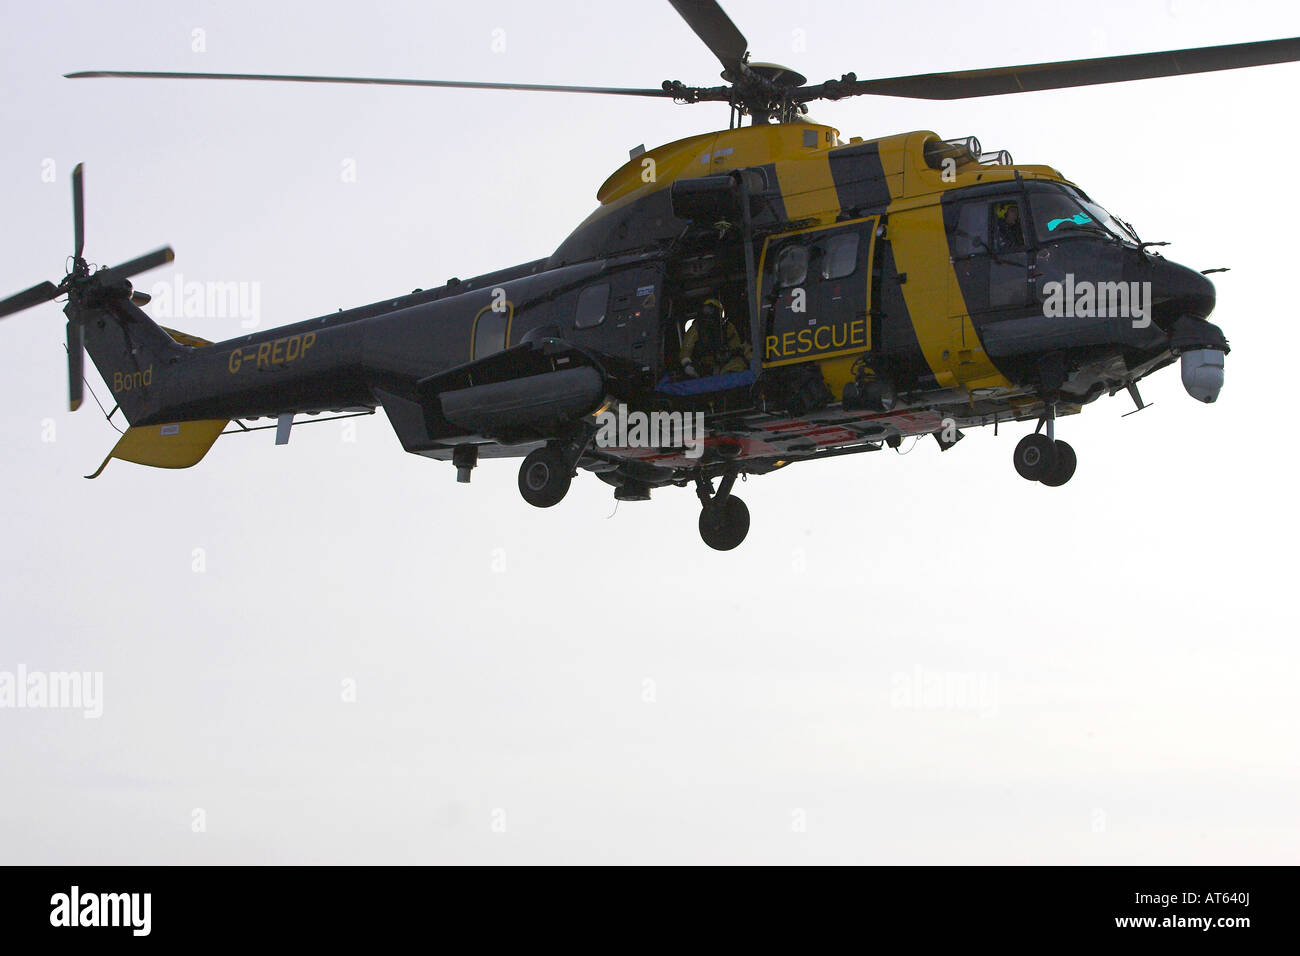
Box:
[1030,186,1137,244]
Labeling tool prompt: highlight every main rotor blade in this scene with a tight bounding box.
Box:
[72,163,85,259]
[0,280,59,319]
[97,246,174,285]
[667,0,749,79]
[805,36,1300,102]
[66,70,681,99]
[67,321,84,412]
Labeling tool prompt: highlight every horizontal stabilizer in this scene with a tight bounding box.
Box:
[86,419,228,478]
[160,327,214,348]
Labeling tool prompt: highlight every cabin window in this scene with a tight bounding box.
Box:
[473,306,509,358]
[574,283,609,329]
[820,233,859,280]
[775,245,808,287]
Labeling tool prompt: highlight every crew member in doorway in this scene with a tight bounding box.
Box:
[680,298,751,378]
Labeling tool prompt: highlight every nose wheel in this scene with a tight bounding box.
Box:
[1038,439,1076,486]
[1013,409,1077,486]
[1013,433,1056,480]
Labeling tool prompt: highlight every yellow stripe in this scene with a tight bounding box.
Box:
[774,150,840,222]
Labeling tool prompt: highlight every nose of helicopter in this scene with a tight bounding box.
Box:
[1149,259,1225,403]
[1150,257,1216,322]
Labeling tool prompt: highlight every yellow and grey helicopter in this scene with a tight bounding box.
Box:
[3,1,1296,548]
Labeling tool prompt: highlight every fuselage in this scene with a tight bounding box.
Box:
[90,121,1225,471]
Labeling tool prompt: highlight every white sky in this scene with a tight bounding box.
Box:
[1,0,1297,864]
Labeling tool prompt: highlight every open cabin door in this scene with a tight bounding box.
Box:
[758,217,879,369]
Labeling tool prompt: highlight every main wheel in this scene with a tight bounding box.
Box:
[1039,439,1077,487]
[1013,434,1057,481]
[518,447,571,508]
[698,495,750,551]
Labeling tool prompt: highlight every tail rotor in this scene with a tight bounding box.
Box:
[0,281,59,319]
[0,163,174,410]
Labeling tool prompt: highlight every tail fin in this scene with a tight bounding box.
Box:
[80,309,228,477]
[80,298,195,425]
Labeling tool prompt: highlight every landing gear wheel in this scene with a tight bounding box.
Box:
[518,447,571,508]
[1013,434,1058,482]
[698,495,750,551]
[1039,440,1077,487]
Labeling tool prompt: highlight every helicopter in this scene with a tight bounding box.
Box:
[2,1,1296,550]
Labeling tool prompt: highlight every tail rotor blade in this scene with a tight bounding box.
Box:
[0,280,60,319]
[98,246,174,284]
[72,163,86,259]
[67,321,85,412]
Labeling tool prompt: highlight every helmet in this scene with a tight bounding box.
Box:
[701,297,725,319]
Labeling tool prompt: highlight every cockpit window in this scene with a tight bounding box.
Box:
[1030,186,1134,243]
[951,201,990,258]
[950,199,1024,256]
